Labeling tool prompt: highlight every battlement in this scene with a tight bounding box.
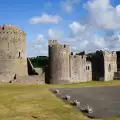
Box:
[70,54,86,59]
[48,40,58,45]
[0,24,26,35]
[49,44,70,50]
[48,40,70,49]
[103,51,117,58]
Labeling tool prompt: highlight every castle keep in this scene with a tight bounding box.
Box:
[0,25,28,82]
[0,24,119,84]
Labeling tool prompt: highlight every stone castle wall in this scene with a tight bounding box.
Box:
[86,61,92,81]
[0,25,28,82]
[48,40,70,84]
[70,54,88,82]
[103,51,117,81]
[48,40,92,84]
[0,24,118,84]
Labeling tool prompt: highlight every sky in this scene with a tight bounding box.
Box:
[0,0,120,57]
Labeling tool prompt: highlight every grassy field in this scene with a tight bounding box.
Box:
[1,81,120,120]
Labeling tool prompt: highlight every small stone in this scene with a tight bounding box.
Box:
[53,89,60,94]
[71,100,80,106]
[62,95,71,100]
[84,105,93,113]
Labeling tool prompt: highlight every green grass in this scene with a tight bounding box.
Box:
[1,81,120,120]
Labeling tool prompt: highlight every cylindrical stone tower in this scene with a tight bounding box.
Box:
[0,24,28,82]
[48,40,70,84]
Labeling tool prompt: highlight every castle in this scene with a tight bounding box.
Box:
[48,40,92,84]
[0,24,119,84]
[48,40,118,84]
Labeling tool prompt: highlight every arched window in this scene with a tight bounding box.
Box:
[86,66,88,70]
[19,52,21,58]
[88,66,90,70]
[82,55,83,59]
[108,64,111,72]
[71,52,73,55]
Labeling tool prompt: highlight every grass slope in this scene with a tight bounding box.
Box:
[0,81,120,120]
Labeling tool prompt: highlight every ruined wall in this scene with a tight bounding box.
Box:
[70,54,88,82]
[103,51,117,81]
[48,40,70,84]
[0,24,28,82]
[86,61,92,81]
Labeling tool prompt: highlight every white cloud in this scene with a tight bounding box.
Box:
[29,14,62,24]
[36,34,44,42]
[83,0,120,30]
[62,0,120,53]
[48,28,64,40]
[61,3,73,13]
[69,22,86,36]
[60,0,81,13]
[26,34,48,57]
[116,5,120,16]
[93,35,106,48]
[27,0,120,57]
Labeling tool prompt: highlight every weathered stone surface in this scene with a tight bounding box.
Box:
[103,51,117,81]
[0,25,28,82]
[48,40,92,84]
[10,75,45,84]
[48,40,70,84]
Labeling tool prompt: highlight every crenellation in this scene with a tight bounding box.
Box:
[0,25,26,36]
[48,40,58,46]
[70,54,85,60]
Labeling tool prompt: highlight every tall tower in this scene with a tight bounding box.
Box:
[48,40,70,84]
[0,24,28,82]
[103,51,117,81]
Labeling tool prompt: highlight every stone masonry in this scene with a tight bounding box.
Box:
[0,24,28,82]
[90,50,117,81]
[48,40,92,84]
[103,51,117,81]
[0,24,119,84]
[48,40,70,84]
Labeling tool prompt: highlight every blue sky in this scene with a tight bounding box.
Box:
[0,0,120,57]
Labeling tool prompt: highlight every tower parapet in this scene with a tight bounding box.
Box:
[48,40,58,46]
[103,51,117,81]
[0,25,26,35]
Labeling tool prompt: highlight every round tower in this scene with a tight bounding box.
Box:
[48,40,70,84]
[0,24,28,82]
